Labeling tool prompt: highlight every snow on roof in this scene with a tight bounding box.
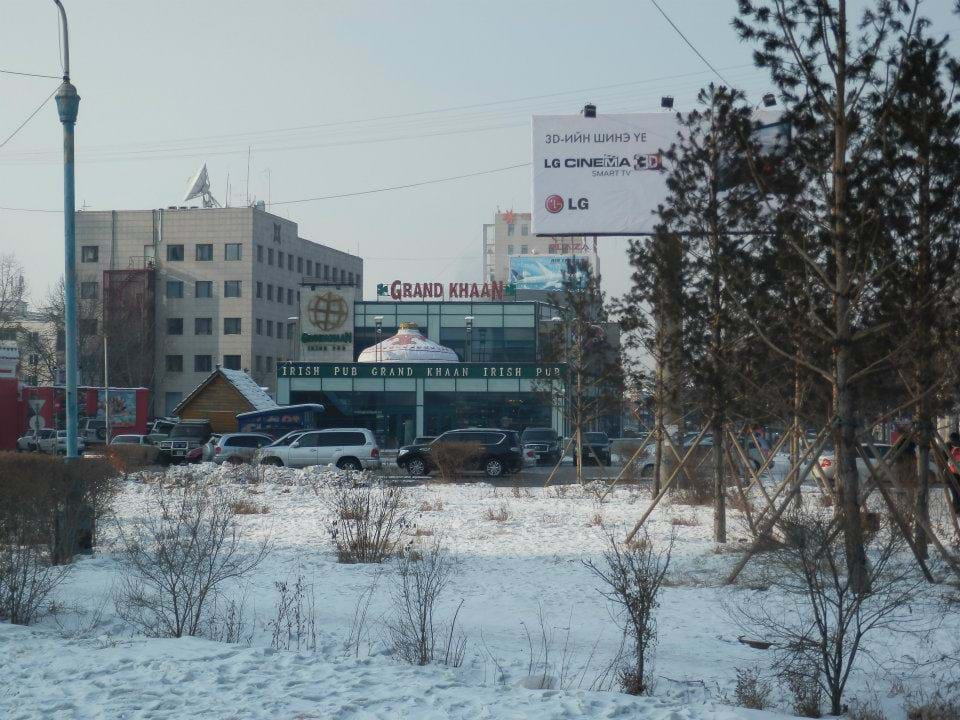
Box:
[219,368,277,411]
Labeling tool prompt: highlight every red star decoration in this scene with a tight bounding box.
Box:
[503,209,516,225]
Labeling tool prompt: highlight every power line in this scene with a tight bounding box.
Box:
[0,68,61,79]
[0,205,61,213]
[649,0,732,87]
[0,86,59,151]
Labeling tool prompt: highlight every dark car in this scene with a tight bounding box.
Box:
[521,427,561,465]
[396,428,523,478]
[577,431,612,466]
[157,420,214,463]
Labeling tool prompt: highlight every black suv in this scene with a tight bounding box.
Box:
[158,420,213,463]
[521,427,561,465]
[397,428,523,478]
[577,431,613,466]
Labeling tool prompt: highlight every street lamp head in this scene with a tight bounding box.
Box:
[55,81,80,124]
[762,93,777,108]
[286,316,298,322]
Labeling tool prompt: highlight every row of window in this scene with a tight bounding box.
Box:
[165,354,242,373]
[255,318,295,339]
[255,244,358,285]
[506,244,530,255]
[165,280,241,299]
[165,317,241,335]
[505,223,530,237]
[255,281,297,305]
[80,243,244,264]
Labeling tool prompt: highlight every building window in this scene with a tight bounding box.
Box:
[167,318,183,335]
[256,318,262,335]
[195,243,213,261]
[164,392,183,416]
[273,223,281,243]
[194,355,212,373]
[324,265,330,280]
[507,224,515,236]
[521,224,529,236]
[165,355,183,372]
[80,281,99,299]
[306,259,313,276]
[257,245,264,263]
[287,321,295,339]
[225,243,242,261]
[256,281,263,299]
[223,318,241,335]
[166,280,183,298]
[507,244,514,255]
[348,272,354,285]
[265,356,273,372]
[277,286,284,304]
[224,280,241,298]
[267,284,273,301]
[79,318,97,336]
[287,254,294,271]
[297,257,303,274]
[81,246,98,262]
[267,248,274,265]
[223,354,242,370]
[255,355,262,372]
[278,251,284,268]
[266,320,274,337]
[287,288,293,305]
[520,245,528,254]
[166,244,184,261]
[195,317,212,335]
[195,281,212,298]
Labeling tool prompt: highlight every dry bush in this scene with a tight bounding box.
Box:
[418,498,444,512]
[387,540,466,667]
[782,660,824,718]
[588,512,604,527]
[229,499,269,515]
[669,447,714,506]
[908,698,960,720]
[205,596,252,645]
[105,444,159,474]
[848,700,888,720]
[431,441,483,481]
[583,529,674,696]
[267,573,317,652]
[413,527,434,537]
[512,483,534,499]
[114,484,269,638]
[727,492,754,514]
[670,514,700,527]
[483,502,511,523]
[327,483,409,563]
[731,666,772,710]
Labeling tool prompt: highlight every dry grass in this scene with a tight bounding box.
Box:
[907,699,960,720]
[670,514,700,527]
[418,499,444,512]
[229,499,270,515]
[483,502,511,523]
[727,493,754,514]
[588,512,604,527]
[413,527,435,537]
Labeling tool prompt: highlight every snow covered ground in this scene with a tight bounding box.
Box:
[1,464,957,719]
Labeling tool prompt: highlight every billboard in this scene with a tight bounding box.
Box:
[509,255,591,291]
[97,389,137,426]
[533,113,678,236]
[299,285,355,362]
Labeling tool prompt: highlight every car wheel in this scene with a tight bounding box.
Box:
[484,458,504,478]
[337,458,362,471]
[640,463,655,479]
[226,456,244,466]
[407,458,426,476]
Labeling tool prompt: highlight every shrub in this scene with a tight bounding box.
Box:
[670,514,699,527]
[327,483,409,563]
[848,700,888,720]
[267,573,317,652]
[105,444,159,474]
[483,502,511,523]
[732,666,772,710]
[782,660,823,718]
[588,512,604,527]
[907,698,960,720]
[431,441,483,481]
[114,484,269,637]
[418,498,444,512]
[229,499,269,515]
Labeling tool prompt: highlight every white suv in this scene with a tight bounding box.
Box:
[257,428,380,471]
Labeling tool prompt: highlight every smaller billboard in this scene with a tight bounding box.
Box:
[97,389,137,426]
[299,285,356,362]
[509,255,591,291]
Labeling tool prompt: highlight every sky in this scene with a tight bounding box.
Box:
[2,0,959,309]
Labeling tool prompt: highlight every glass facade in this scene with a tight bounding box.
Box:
[291,389,417,448]
[423,391,551,437]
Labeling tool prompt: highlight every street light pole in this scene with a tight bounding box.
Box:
[464,316,474,363]
[54,0,81,458]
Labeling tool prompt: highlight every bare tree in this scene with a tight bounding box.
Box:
[583,529,674,695]
[114,483,269,638]
[730,510,928,715]
[0,253,26,328]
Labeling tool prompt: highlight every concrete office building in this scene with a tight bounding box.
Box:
[75,206,362,416]
[481,210,590,284]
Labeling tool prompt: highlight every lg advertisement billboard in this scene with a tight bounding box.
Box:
[532,113,677,236]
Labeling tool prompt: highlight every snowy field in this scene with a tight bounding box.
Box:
[1,463,958,720]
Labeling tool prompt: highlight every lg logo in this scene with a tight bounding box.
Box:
[545,195,589,213]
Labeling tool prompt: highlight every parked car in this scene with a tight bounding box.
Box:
[185,446,205,463]
[817,443,937,484]
[576,431,612,466]
[521,427,561,465]
[110,434,150,445]
[145,417,179,446]
[412,436,436,446]
[257,428,381,471]
[16,430,42,452]
[157,420,213,463]
[211,433,274,465]
[396,428,523,478]
[80,418,108,445]
[200,434,224,462]
[634,432,773,479]
[32,428,58,453]
[40,430,86,455]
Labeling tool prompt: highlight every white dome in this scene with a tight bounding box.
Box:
[358,323,459,363]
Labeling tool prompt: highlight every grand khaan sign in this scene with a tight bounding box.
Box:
[278,362,566,380]
[376,280,508,301]
[299,285,356,362]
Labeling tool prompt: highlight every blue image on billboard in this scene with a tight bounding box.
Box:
[509,255,590,291]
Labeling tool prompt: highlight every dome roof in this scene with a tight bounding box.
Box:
[358,323,459,364]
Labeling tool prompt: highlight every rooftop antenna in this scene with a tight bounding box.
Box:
[183,163,221,208]
[245,146,251,206]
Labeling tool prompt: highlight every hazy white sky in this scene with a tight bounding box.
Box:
[2,0,957,307]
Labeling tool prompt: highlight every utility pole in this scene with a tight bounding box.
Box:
[54,0,81,458]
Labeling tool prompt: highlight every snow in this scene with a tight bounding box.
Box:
[219,368,277,411]
[1,465,957,719]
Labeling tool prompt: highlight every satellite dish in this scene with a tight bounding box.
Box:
[183,163,221,208]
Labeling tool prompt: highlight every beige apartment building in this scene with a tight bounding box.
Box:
[482,210,590,284]
[75,206,362,416]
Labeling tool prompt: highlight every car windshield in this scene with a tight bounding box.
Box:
[522,429,555,441]
[170,424,209,438]
[113,436,138,444]
[270,431,305,447]
[584,433,608,443]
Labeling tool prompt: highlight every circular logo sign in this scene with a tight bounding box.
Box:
[545,195,564,214]
[307,291,349,331]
